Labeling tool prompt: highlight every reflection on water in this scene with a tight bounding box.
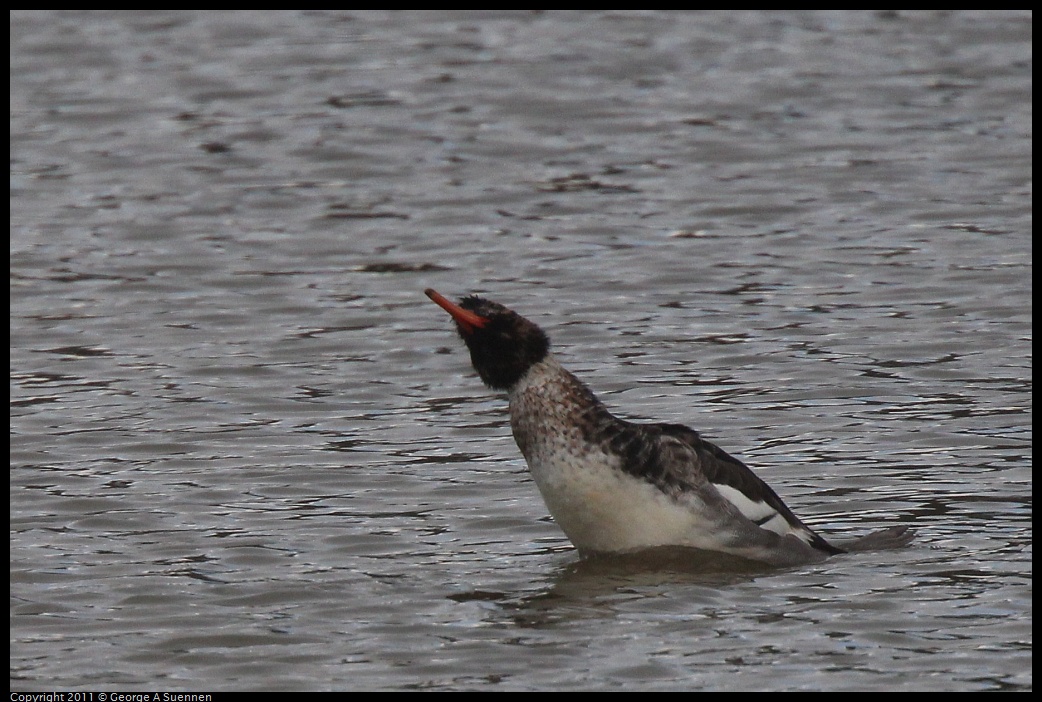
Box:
[11,10,1030,692]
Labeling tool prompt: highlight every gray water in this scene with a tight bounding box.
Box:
[10,10,1031,691]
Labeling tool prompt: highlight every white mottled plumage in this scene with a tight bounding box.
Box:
[510,360,700,552]
[508,356,832,566]
[425,289,914,567]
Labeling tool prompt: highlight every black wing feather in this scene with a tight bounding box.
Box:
[588,412,842,556]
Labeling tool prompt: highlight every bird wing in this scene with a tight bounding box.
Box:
[658,422,842,554]
[597,416,842,556]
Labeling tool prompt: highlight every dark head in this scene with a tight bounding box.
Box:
[425,288,550,391]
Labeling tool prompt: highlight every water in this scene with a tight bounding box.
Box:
[10,10,1031,691]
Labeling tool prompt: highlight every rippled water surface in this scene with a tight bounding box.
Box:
[11,10,1031,691]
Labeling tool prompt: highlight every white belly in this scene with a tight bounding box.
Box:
[506,356,732,555]
[525,448,720,554]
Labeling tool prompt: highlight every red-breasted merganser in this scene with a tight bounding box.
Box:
[424,289,914,567]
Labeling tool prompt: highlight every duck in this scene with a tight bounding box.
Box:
[425,288,914,567]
